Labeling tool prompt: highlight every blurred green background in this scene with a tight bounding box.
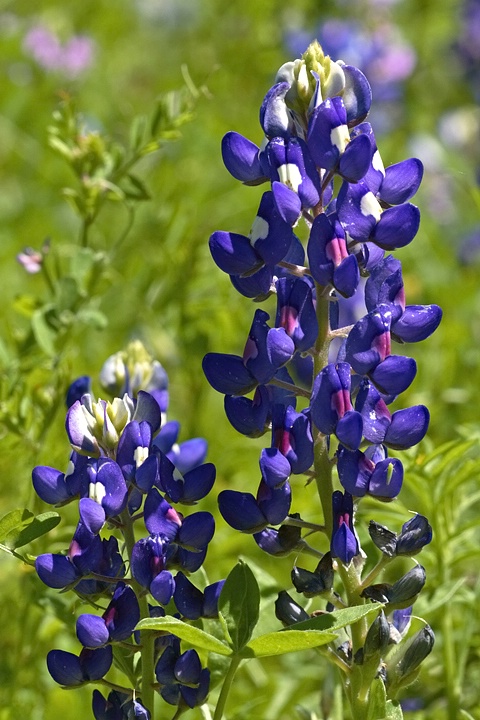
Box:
[1,0,480,718]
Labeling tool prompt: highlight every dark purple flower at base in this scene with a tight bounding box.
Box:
[47,646,112,686]
[92,690,151,720]
[218,479,291,533]
[173,572,225,620]
[155,647,210,709]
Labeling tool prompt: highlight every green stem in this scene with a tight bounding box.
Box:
[212,655,242,720]
[312,283,334,538]
[358,554,393,592]
[120,510,156,718]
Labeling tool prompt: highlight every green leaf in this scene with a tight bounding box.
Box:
[285,604,383,634]
[219,561,260,651]
[245,629,337,658]
[136,616,232,656]
[31,306,58,356]
[0,508,60,550]
[56,277,80,312]
[123,174,151,201]
[385,700,403,719]
[367,678,387,720]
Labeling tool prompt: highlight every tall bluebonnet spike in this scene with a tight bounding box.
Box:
[221,131,267,184]
[331,490,359,564]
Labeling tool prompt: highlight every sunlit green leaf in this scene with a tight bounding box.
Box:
[136,616,232,656]
[0,508,60,550]
[219,561,260,651]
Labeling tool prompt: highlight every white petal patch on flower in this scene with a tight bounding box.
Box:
[65,459,75,478]
[372,150,385,176]
[134,446,149,468]
[250,215,269,244]
[330,125,350,154]
[278,163,303,193]
[360,192,383,221]
[89,481,107,505]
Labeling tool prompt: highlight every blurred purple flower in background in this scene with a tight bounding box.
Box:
[23,25,94,78]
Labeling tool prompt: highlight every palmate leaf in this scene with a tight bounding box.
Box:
[0,508,60,551]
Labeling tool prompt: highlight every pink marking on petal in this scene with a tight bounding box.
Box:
[331,389,352,418]
[275,428,293,456]
[325,237,348,268]
[103,606,117,627]
[372,331,391,362]
[279,305,299,336]
[166,507,182,526]
[243,336,258,363]
[395,286,406,311]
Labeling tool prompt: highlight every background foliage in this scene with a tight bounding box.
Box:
[0,0,479,718]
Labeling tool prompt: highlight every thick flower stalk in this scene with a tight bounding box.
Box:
[32,341,222,719]
[204,41,440,717]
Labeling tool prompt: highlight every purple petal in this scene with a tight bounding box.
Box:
[392,305,442,343]
[380,159,423,205]
[203,353,257,396]
[32,465,70,505]
[372,204,420,250]
[133,391,162,434]
[260,82,292,138]
[272,181,302,225]
[35,554,78,588]
[338,133,372,182]
[174,572,204,620]
[221,131,266,184]
[76,614,109,648]
[150,570,175,605]
[384,406,430,450]
[259,447,291,488]
[369,355,417,396]
[218,490,267,532]
[47,650,84,686]
[342,65,372,125]
[177,512,215,550]
[209,231,260,275]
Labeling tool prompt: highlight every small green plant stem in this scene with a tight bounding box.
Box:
[358,554,393,592]
[120,510,156,718]
[212,654,242,720]
[313,283,334,538]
